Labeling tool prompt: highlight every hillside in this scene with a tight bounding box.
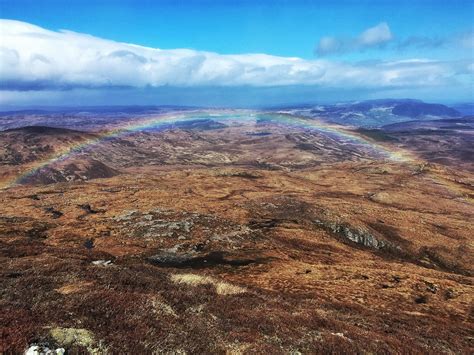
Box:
[1,110,473,353]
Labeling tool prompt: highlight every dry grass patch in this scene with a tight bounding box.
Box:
[224,341,252,354]
[55,281,94,295]
[170,273,246,295]
[148,295,178,317]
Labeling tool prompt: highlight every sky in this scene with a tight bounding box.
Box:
[0,0,473,107]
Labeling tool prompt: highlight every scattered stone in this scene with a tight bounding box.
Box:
[415,295,428,304]
[424,281,438,293]
[44,207,63,219]
[330,332,352,342]
[25,344,65,355]
[444,288,456,300]
[91,260,112,266]
[99,230,110,237]
[193,243,206,252]
[78,204,102,214]
[392,275,402,283]
[84,239,94,250]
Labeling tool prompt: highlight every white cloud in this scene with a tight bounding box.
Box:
[0,19,465,94]
[358,22,392,46]
[317,22,393,56]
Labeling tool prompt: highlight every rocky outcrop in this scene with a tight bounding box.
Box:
[313,219,395,250]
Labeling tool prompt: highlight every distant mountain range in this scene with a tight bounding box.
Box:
[277,99,463,128]
[0,99,469,131]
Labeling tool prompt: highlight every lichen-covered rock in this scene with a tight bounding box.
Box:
[314,219,394,250]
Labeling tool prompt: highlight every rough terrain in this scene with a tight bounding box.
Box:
[0,111,473,353]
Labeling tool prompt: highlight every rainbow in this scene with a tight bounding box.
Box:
[1,110,413,189]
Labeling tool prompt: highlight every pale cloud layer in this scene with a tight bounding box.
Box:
[317,22,474,55]
[317,22,393,56]
[396,29,474,51]
[0,19,471,99]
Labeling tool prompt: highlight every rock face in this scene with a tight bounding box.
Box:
[314,219,394,250]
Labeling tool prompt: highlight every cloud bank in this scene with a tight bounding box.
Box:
[0,20,473,104]
[1,19,469,97]
[317,22,393,56]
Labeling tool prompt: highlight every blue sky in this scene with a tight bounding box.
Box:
[0,0,473,106]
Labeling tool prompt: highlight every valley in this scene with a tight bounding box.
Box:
[0,107,473,353]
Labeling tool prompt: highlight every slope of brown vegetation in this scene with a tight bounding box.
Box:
[0,116,473,353]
